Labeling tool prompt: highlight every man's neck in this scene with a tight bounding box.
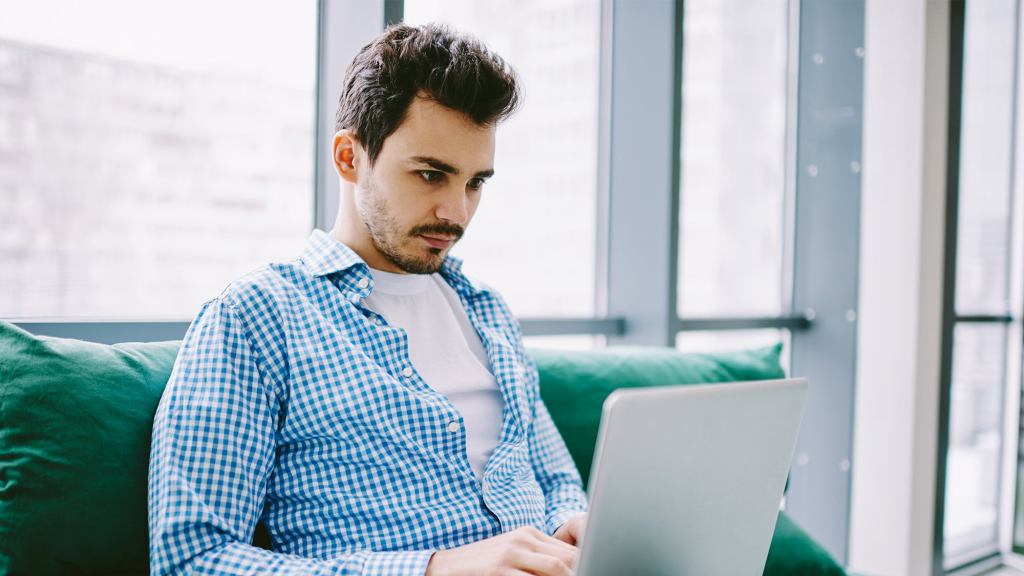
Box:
[328,217,407,275]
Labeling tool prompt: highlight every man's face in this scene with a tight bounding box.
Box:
[353,96,496,274]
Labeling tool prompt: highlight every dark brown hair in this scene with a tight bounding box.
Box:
[334,23,521,164]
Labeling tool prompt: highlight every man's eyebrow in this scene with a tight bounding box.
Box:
[409,156,495,179]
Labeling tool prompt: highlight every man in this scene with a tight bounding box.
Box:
[148,23,589,576]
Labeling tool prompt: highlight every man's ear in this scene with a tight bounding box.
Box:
[333,130,361,184]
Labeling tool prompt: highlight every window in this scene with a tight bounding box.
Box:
[0,0,318,320]
[402,0,601,319]
[676,0,792,351]
[943,0,1020,568]
[947,324,1008,562]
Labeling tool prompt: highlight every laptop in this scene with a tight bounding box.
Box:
[573,378,809,576]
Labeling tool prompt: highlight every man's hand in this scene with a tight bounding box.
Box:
[552,513,587,547]
[425,526,578,576]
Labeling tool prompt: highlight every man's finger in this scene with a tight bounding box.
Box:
[567,520,585,544]
[513,550,575,576]
[532,532,579,555]
[556,522,584,546]
[533,540,579,570]
[552,531,573,545]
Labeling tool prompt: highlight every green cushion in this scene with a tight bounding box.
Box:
[0,322,178,575]
[764,511,847,576]
[528,344,788,486]
[0,322,843,575]
[529,343,845,576]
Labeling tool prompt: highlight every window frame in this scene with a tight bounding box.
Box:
[937,0,1024,573]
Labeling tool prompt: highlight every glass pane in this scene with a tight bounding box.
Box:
[944,323,1008,566]
[944,0,1018,568]
[677,0,790,317]
[0,1,317,319]
[676,329,791,375]
[403,0,600,318]
[1011,321,1024,555]
[954,0,1016,316]
[1009,0,1024,557]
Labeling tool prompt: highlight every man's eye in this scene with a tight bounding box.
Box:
[418,170,443,183]
[467,178,485,191]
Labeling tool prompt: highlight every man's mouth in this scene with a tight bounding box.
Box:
[419,234,455,249]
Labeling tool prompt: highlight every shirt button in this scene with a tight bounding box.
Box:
[357,278,369,289]
[401,367,414,378]
[447,421,460,433]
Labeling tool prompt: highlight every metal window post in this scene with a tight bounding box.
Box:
[786,0,865,565]
[604,0,682,347]
[314,0,388,232]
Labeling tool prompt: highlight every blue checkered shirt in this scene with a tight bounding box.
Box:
[148,230,588,575]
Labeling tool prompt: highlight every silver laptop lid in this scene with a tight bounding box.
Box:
[575,378,808,576]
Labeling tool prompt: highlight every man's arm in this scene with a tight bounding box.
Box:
[488,285,589,536]
[528,396,590,535]
[148,298,434,575]
[500,305,588,535]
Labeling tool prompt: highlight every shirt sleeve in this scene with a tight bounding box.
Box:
[528,396,590,535]
[148,298,435,576]
[502,311,588,535]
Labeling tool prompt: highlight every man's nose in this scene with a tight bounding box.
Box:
[435,187,469,225]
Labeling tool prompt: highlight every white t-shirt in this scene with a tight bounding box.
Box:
[362,267,505,480]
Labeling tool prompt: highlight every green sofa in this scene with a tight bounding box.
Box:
[0,321,845,575]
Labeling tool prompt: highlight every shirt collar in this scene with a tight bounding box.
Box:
[438,252,491,299]
[299,229,490,299]
[301,229,366,277]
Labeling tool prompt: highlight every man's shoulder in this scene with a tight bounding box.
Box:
[459,276,525,342]
[470,278,514,316]
[214,259,312,322]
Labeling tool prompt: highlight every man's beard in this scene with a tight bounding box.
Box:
[357,180,465,275]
